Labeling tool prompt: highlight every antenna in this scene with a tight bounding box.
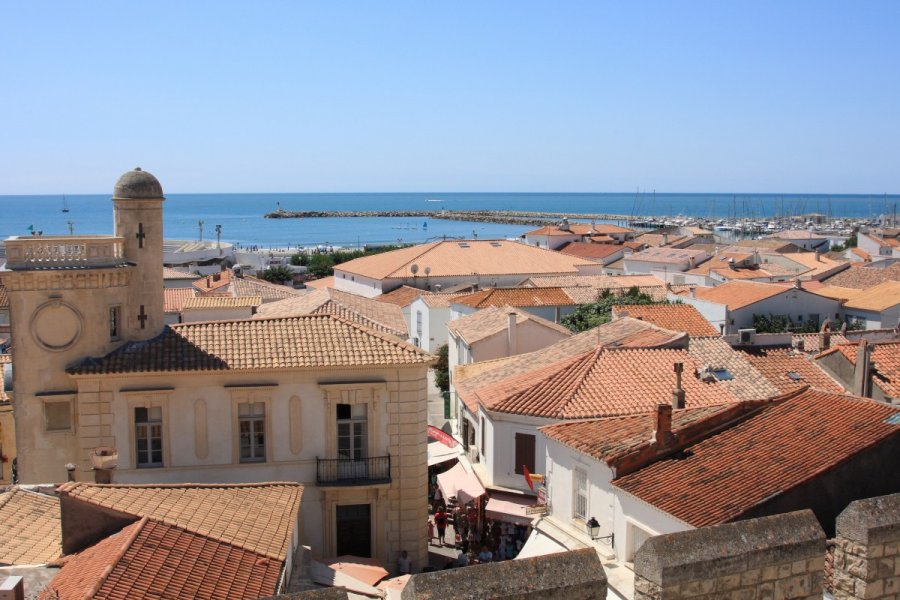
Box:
[424,266,431,276]
[67,220,75,235]
[410,263,419,276]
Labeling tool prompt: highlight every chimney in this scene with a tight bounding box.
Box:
[0,576,24,600]
[815,249,821,262]
[672,362,686,409]
[654,404,674,447]
[65,463,77,482]
[853,340,871,397]
[689,287,696,299]
[560,217,570,232]
[662,233,669,246]
[794,278,802,290]
[507,310,517,355]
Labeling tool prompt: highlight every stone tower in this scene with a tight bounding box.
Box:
[2,168,165,483]
[113,167,165,340]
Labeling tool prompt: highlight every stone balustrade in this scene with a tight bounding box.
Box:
[3,236,126,270]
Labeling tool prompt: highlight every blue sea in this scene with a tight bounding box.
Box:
[0,192,896,248]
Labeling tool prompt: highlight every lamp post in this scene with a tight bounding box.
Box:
[586,516,614,547]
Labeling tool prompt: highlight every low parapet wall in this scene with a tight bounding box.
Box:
[633,510,825,600]
[832,492,900,599]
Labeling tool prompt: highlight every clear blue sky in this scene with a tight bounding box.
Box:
[1,1,898,194]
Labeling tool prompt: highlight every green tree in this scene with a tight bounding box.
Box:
[561,287,670,332]
[433,344,450,394]
[258,265,294,283]
[307,253,336,278]
[752,313,820,333]
[290,252,308,266]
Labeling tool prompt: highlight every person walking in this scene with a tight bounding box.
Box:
[427,518,435,545]
[434,507,449,546]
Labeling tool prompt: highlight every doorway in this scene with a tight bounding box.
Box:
[336,504,372,557]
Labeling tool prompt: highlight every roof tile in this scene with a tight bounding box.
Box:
[611,304,718,336]
[0,487,61,565]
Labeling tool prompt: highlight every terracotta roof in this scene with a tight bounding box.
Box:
[303,275,335,290]
[453,287,577,309]
[628,246,709,263]
[455,318,688,413]
[163,288,196,313]
[817,342,900,398]
[525,223,598,236]
[559,243,625,261]
[162,267,199,280]
[767,229,828,240]
[192,271,232,293]
[182,295,262,310]
[56,482,303,560]
[793,332,849,354]
[0,285,7,309]
[739,347,844,394]
[541,404,738,465]
[730,239,802,253]
[42,517,284,600]
[0,487,62,565]
[809,285,862,302]
[376,285,424,307]
[255,288,408,338]
[613,389,900,527]
[68,314,432,375]
[447,305,572,345]
[420,292,471,308]
[633,233,691,248]
[475,346,740,419]
[525,274,664,289]
[822,263,900,289]
[231,275,303,302]
[843,280,900,312]
[679,280,793,310]
[851,247,872,261]
[687,336,780,401]
[777,252,848,279]
[334,240,597,280]
[592,224,636,235]
[611,304,718,336]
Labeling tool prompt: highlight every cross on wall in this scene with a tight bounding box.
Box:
[137,305,148,329]
[136,223,145,248]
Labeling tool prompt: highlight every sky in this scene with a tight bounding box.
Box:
[1,1,898,194]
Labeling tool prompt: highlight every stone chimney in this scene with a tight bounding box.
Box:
[672,362,686,409]
[662,232,669,246]
[689,287,696,299]
[853,340,871,397]
[654,404,674,448]
[794,278,802,290]
[507,310,518,355]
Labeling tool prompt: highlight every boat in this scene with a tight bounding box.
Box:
[62,195,69,213]
[425,198,443,203]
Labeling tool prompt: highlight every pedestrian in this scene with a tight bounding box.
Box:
[478,545,493,563]
[427,518,435,544]
[456,549,469,567]
[434,507,449,546]
[397,550,412,575]
[432,484,443,513]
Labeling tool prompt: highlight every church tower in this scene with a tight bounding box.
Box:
[113,167,165,340]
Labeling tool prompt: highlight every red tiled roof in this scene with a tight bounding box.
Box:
[304,275,335,290]
[192,271,232,293]
[163,288,196,313]
[739,347,843,394]
[453,287,577,309]
[231,275,303,302]
[42,518,284,600]
[0,487,61,565]
[822,263,900,290]
[559,242,624,261]
[475,346,740,419]
[68,314,432,375]
[455,318,688,413]
[613,389,900,527]
[56,482,302,561]
[447,305,572,344]
[525,223,600,236]
[611,304,718,336]
[679,280,793,310]
[376,285,424,307]
[817,342,900,398]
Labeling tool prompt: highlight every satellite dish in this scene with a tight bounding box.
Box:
[410,263,419,275]
[424,266,431,276]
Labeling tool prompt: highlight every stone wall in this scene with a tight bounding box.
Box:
[832,492,900,599]
[633,510,825,600]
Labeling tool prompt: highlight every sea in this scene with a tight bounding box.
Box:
[0,192,897,249]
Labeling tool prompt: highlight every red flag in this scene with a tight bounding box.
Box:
[523,465,534,491]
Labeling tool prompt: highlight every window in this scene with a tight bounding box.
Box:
[514,433,536,475]
[109,306,121,340]
[135,407,163,467]
[337,403,367,460]
[44,401,72,432]
[238,402,266,462]
[573,468,588,520]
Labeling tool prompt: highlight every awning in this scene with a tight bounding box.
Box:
[485,493,538,526]
[515,527,568,560]
[427,440,462,466]
[436,461,486,504]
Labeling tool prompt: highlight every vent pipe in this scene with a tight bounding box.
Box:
[672,362,686,409]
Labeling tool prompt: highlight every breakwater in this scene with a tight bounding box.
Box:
[264,209,632,227]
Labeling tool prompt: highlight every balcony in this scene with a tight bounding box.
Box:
[4,236,127,270]
[316,456,391,487]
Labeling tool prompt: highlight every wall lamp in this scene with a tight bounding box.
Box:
[586,516,614,547]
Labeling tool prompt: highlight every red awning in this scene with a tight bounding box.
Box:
[436,462,486,504]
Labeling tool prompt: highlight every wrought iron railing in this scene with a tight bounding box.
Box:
[316,455,391,486]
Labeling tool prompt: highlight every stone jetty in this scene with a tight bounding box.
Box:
[263,209,634,227]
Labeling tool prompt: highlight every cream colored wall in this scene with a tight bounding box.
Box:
[471,320,570,362]
[0,403,15,483]
[114,198,165,340]
[69,363,429,569]
[3,268,133,484]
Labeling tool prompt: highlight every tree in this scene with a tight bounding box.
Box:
[433,344,450,394]
[290,252,308,266]
[307,253,335,278]
[561,287,670,332]
[752,313,819,333]
[258,265,294,283]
